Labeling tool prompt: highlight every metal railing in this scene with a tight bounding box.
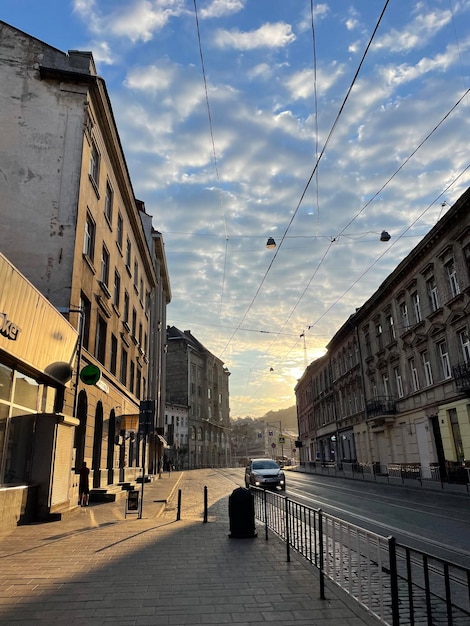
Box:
[251,487,470,626]
[299,461,470,490]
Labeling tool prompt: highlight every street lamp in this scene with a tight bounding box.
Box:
[57,306,84,418]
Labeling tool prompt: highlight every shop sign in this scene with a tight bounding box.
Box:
[0,312,21,341]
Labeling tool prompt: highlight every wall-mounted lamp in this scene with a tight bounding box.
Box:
[266,237,276,249]
[380,231,391,242]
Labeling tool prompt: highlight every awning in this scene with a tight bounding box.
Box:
[157,434,170,448]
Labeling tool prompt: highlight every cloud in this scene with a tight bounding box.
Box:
[199,0,245,19]
[375,8,452,53]
[214,22,296,50]
[74,0,186,43]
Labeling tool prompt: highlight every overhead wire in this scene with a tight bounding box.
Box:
[310,0,320,235]
[193,0,229,319]
[219,0,392,361]
[241,84,470,407]
[246,162,470,405]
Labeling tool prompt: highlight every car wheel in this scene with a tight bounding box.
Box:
[281,484,286,491]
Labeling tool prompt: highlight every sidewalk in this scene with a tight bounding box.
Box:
[0,469,381,626]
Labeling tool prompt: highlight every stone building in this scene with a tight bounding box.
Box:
[0,21,170,522]
[166,327,231,468]
[296,188,470,483]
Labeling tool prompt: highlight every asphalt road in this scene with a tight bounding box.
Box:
[223,467,470,568]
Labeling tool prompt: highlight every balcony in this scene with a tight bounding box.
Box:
[366,396,397,419]
[452,361,470,395]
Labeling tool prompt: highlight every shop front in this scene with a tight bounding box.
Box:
[0,254,78,528]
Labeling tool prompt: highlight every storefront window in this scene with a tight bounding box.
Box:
[13,373,39,411]
[3,413,35,484]
[0,364,13,402]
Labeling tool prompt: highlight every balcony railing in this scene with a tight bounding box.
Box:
[452,361,470,394]
[366,396,397,418]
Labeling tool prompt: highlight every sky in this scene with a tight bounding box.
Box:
[2,1,470,419]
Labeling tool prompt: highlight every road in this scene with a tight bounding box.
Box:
[222,467,470,568]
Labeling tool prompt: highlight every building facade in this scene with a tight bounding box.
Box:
[0,255,79,526]
[166,327,231,468]
[296,188,470,483]
[0,22,171,523]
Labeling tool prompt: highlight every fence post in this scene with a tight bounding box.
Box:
[284,496,290,562]
[388,535,400,626]
[318,509,325,600]
[263,489,268,541]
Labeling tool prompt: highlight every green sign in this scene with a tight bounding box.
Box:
[80,364,101,385]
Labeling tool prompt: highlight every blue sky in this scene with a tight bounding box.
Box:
[2,1,470,418]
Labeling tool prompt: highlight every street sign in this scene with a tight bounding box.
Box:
[271,443,276,448]
[278,436,285,444]
[79,364,101,385]
[139,400,155,435]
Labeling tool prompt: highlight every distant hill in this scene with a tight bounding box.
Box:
[257,406,298,432]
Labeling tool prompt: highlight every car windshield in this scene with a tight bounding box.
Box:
[252,460,279,470]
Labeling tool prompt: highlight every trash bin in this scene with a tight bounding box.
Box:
[228,487,257,538]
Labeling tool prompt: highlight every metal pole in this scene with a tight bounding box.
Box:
[139,431,146,519]
[388,535,399,626]
[203,485,208,523]
[176,489,182,521]
[318,509,325,600]
[284,496,290,562]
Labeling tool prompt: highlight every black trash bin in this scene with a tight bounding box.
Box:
[228,487,257,538]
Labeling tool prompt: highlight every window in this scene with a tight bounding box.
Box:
[110,334,118,375]
[426,276,440,312]
[132,308,137,338]
[95,315,107,364]
[446,259,460,298]
[409,358,419,392]
[412,292,421,323]
[464,244,470,279]
[120,348,128,385]
[134,260,139,292]
[89,140,100,187]
[458,328,470,363]
[138,322,143,348]
[126,238,132,270]
[388,314,396,341]
[400,302,410,331]
[136,368,141,399]
[382,373,389,396]
[113,270,120,310]
[116,212,123,251]
[421,350,433,387]
[376,323,383,350]
[140,278,144,303]
[394,367,404,398]
[83,213,95,261]
[365,333,371,357]
[123,291,130,326]
[437,341,451,379]
[104,180,113,224]
[100,245,110,288]
[80,292,91,352]
[129,361,135,395]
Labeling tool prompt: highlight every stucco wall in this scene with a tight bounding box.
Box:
[0,23,86,305]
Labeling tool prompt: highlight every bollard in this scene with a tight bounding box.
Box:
[176,489,182,521]
[203,485,208,523]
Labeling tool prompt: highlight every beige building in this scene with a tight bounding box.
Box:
[0,21,170,523]
[296,188,470,483]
